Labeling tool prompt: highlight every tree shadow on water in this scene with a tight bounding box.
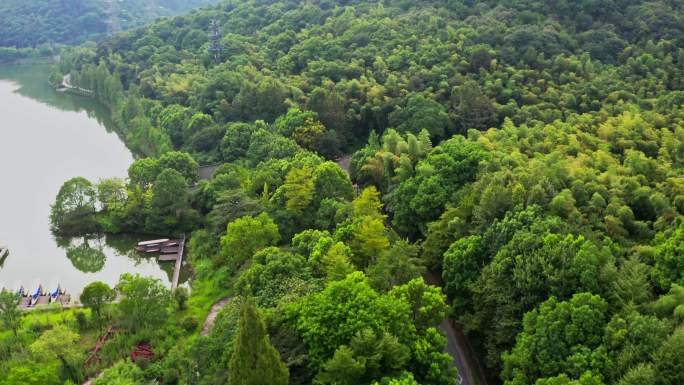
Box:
[58,236,107,273]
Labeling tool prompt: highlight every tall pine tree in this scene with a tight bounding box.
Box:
[229,299,289,385]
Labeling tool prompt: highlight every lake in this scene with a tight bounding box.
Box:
[0,64,177,296]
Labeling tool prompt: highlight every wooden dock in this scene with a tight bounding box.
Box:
[136,235,185,291]
[171,234,185,291]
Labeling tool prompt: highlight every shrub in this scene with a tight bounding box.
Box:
[181,316,199,332]
[75,311,88,331]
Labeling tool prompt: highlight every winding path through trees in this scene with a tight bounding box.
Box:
[335,154,487,385]
[425,272,488,385]
[201,297,232,336]
[195,156,488,384]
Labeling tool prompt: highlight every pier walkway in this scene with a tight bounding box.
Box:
[171,234,185,291]
[136,234,186,291]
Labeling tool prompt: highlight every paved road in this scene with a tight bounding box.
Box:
[332,153,486,385]
[425,272,487,385]
[440,318,479,385]
[194,157,487,384]
[337,154,351,173]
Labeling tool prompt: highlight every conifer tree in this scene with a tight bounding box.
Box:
[229,299,289,385]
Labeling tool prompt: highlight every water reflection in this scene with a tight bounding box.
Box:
[63,237,107,273]
[0,63,121,139]
[55,234,179,284]
[0,64,175,295]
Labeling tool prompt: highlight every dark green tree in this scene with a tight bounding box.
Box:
[228,299,289,385]
[502,293,609,385]
[80,281,116,326]
[158,151,200,184]
[453,80,496,132]
[220,213,280,268]
[127,157,160,188]
[50,177,98,234]
[174,286,189,311]
[389,94,452,138]
[653,331,684,385]
[146,168,192,234]
[221,122,254,162]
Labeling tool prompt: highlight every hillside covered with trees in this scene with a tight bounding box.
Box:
[2,0,684,384]
[0,0,218,61]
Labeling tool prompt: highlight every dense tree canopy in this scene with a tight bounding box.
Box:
[31,0,684,385]
[228,299,289,385]
[0,0,218,50]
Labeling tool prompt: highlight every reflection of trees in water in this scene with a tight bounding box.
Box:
[0,64,124,139]
[55,233,188,285]
[57,234,145,273]
[103,233,147,264]
[106,234,188,284]
[105,234,180,282]
[63,237,106,273]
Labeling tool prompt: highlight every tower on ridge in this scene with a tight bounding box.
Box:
[208,20,224,63]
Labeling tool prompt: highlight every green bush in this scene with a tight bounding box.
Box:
[181,316,199,332]
[74,311,88,331]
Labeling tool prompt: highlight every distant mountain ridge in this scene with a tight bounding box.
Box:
[0,0,218,48]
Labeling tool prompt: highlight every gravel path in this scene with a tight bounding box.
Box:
[201,297,232,336]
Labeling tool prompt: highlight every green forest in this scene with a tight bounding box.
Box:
[0,0,218,61]
[2,0,684,384]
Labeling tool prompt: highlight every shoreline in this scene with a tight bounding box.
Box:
[0,55,57,66]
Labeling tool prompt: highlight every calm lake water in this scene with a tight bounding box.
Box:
[0,64,176,296]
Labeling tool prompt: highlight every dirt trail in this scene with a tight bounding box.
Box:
[201,297,232,336]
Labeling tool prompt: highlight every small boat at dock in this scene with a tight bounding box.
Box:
[137,239,169,247]
[136,239,181,254]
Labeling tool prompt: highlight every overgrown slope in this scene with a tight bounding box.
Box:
[0,0,218,48]
[37,1,684,384]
